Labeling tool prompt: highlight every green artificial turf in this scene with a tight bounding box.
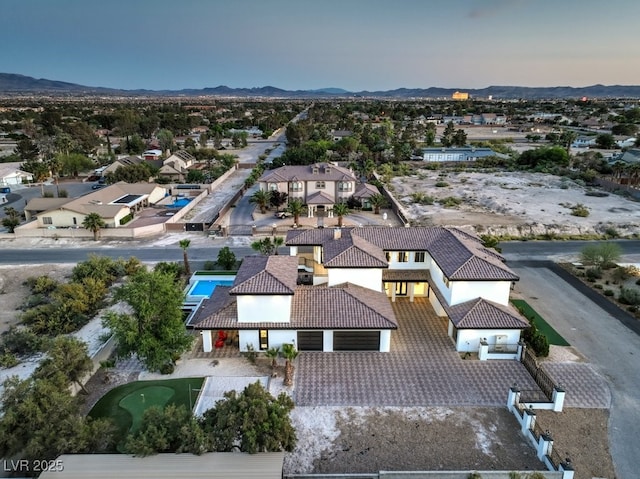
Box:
[89,377,205,441]
[512,299,570,346]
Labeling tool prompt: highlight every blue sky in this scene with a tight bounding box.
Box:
[2,0,639,91]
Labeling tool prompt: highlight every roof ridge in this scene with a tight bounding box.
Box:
[341,283,397,327]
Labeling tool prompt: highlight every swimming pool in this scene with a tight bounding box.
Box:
[187,279,235,298]
[167,197,193,208]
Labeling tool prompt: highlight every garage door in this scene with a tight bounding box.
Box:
[333,331,380,351]
[297,331,323,351]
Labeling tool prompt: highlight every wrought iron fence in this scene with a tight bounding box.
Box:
[521,348,556,400]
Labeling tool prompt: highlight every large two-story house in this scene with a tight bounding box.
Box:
[257,162,358,218]
[188,226,528,357]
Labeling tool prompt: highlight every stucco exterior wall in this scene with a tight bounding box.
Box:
[449,280,511,306]
[454,328,521,353]
[237,295,292,323]
[328,268,382,291]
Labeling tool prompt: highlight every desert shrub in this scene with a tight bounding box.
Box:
[604,289,615,296]
[244,343,257,363]
[585,267,602,281]
[440,196,462,208]
[594,283,603,289]
[530,331,550,357]
[42,191,54,198]
[0,327,46,356]
[570,203,590,217]
[435,181,449,187]
[410,192,434,205]
[618,287,640,306]
[203,260,216,270]
[20,293,48,310]
[604,227,620,238]
[0,351,19,369]
[159,362,175,375]
[25,275,59,295]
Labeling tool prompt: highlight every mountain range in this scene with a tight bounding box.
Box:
[2,73,640,99]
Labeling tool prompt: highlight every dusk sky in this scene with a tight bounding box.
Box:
[2,0,640,92]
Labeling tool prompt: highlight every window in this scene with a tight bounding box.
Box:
[398,251,408,262]
[289,181,302,192]
[259,329,268,350]
[269,183,277,191]
[42,217,52,225]
[72,217,77,225]
[385,252,391,262]
[315,181,325,189]
[338,181,352,192]
[312,167,319,174]
[415,252,426,263]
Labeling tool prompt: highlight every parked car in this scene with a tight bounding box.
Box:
[0,187,10,194]
[92,183,107,190]
[274,211,292,219]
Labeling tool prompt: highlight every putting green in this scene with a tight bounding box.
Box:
[119,386,175,433]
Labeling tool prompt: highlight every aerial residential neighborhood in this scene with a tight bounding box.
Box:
[2,2,640,479]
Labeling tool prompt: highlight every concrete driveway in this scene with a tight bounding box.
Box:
[511,263,640,479]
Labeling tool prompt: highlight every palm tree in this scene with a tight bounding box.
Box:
[332,202,350,227]
[265,347,280,372]
[282,343,299,386]
[250,189,271,214]
[369,193,387,215]
[287,198,306,226]
[179,239,191,277]
[82,212,106,241]
[272,236,284,255]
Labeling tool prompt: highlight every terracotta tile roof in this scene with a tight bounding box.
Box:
[323,232,387,268]
[286,226,518,281]
[230,255,298,295]
[353,183,380,199]
[258,162,356,183]
[448,298,529,329]
[306,191,335,205]
[188,283,397,330]
[382,269,431,282]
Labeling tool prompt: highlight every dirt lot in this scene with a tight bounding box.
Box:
[391,170,640,238]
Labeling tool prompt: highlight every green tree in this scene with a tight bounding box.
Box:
[272,236,284,255]
[440,121,456,147]
[186,169,205,183]
[269,191,288,211]
[157,129,174,153]
[595,133,616,150]
[58,153,94,178]
[282,343,299,387]
[265,346,279,370]
[251,237,276,255]
[103,269,193,372]
[82,212,106,241]
[287,198,306,225]
[179,239,191,277]
[201,381,296,453]
[453,128,467,147]
[580,242,622,269]
[14,137,40,161]
[332,202,350,227]
[2,206,21,233]
[249,189,271,214]
[34,336,93,395]
[0,375,115,466]
[123,404,207,456]
[216,246,237,270]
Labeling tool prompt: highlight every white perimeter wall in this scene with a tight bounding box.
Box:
[237,295,292,323]
[455,328,521,352]
[328,268,382,291]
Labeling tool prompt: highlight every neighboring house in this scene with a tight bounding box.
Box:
[158,150,197,182]
[285,227,527,356]
[143,149,163,160]
[421,148,504,163]
[331,130,353,141]
[572,136,597,148]
[258,162,359,218]
[188,255,397,353]
[0,162,34,186]
[23,182,167,229]
[352,183,379,209]
[101,156,145,177]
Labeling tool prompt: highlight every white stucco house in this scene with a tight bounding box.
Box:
[0,162,34,186]
[188,226,528,358]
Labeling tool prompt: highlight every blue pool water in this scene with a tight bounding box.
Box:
[189,279,234,297]
[167,197,193,208]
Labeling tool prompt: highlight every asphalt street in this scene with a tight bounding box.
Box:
[512,264,640,479]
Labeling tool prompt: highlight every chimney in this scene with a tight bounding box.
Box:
[333,228,341,240]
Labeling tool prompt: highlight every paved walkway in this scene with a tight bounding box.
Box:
[295,298,610,408]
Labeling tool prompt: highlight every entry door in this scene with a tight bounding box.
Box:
[395,282,407,296]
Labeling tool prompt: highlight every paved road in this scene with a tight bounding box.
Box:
[512,264,640,479]
[0,245,254,265]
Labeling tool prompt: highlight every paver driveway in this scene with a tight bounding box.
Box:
[295,297,609,408]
